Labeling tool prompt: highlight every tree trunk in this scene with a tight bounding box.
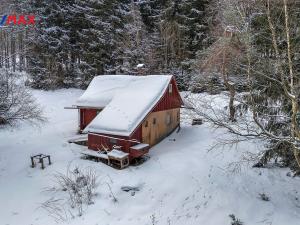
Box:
[0,116,6,125]
[222,50,236,122]
[282,0,300,169]
[228,83,236,122]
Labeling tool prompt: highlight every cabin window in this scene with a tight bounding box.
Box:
[177,111,180,122]
[145,120,148,127]
[153,118,156,125]
[169,84,173,94]
[110,138,117,144]
[166,114,171,125]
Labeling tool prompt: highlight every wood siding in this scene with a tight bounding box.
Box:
[89,133,131,152]
[129,77,183,142]
[152,78,182,112]
[88,133,148,161]
[131,126,142,142]
[141,108,180,146]
[80,109,101,131]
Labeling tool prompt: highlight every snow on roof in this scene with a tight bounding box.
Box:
[75,75,135,108]
[83,75,173,136]
[130,143,150,151]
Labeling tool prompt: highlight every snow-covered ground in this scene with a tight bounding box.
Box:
[1,89,300,225]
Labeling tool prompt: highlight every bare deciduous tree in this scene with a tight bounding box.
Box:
[195,0,300,172]
[200,26,244,121]
[0,69,45,127]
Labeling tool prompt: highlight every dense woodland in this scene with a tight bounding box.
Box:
[0,0,211,89]
[1,0,300,173]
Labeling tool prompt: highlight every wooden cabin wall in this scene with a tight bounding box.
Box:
[141,108,180,146]
[153,78,182,112]
[80,109,101,131]
[131,127,142,142]
[88,133,146,160]
[89,133,131,152]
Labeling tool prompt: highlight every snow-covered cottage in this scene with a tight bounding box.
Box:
[72,75,183,161]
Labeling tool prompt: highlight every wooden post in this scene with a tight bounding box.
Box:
[31,156,35,168]
[40,158,45,169]
[47,155,52,165]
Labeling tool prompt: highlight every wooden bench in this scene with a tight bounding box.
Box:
[107,150,129,169]
[80,149,129,169]
[80,150,110,164]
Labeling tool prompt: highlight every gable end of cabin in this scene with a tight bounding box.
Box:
[130,77,182,147]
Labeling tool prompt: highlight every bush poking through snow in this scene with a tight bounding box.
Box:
[259,193,270,202]
[229,214,244,225]
[56,167,97,211]
[150,214,158,225]
[41,167,98,221]
[40,198,71,222]
[106,182,118,203]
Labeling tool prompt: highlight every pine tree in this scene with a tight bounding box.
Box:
[159,0,210,89]
[24,0,212,90]
[168,0,210,65]
[72,0,131,81]
[27,0,70,88]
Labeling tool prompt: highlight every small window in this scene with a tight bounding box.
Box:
[169,84,173,94]
[166,114,171,125]
[145,120,148,127]
[153,118,156,125]
[110,138,117,144]
[177,111,180,122]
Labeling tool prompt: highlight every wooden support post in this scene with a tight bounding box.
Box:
[40,158,45,169]
[31,156,35,168]
[31,154,51,169]
[47,155,52,165]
